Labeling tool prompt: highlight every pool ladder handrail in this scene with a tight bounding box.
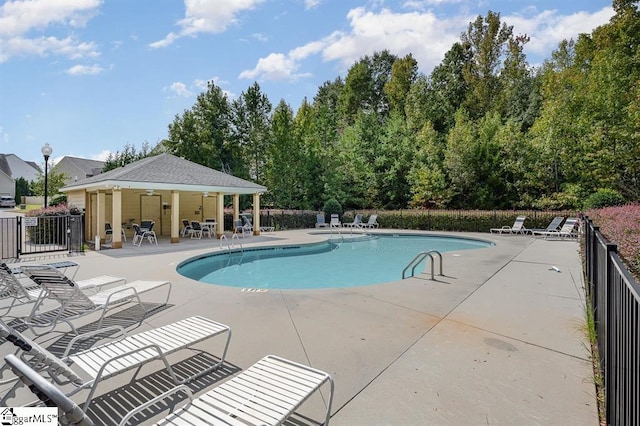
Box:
[330,226,344,242]
[219,234,243,253]
[402,250,443,280]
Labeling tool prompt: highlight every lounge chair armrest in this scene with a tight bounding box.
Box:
[103,286,139,304]
[118,384,193,426]
[62,325,126,357]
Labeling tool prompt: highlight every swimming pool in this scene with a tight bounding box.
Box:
[177,234,493,289]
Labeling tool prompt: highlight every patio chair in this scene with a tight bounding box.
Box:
[343,214,363,228]
[0,263,44,318]
[132,223,157,246]
[316,213,329,228]
[140,220,154,231]
[1,315,231,413]
[242,213,275,232]
[233,219,251,238]
[1,263,124,319]
[7,353,333,426]
[330,214,341,228]
[532,217,580,239]
[8,260,79,277]
[190,221,204,239]
[526,217,564,235]
[361,214,379,229]
[105,222,126,242]
[180,219,193,237]
[19,265,171,335]
[490,216,527,234]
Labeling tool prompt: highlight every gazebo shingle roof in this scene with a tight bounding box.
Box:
[61,153,266,194]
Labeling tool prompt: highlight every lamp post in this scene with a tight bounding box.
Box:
[41,143,53,208]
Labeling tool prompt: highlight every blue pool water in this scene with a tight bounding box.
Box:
[177,234,493,289]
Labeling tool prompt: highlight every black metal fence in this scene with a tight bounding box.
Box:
[0,214,84,259]
[0,216,18,259]
[584,217,640,426]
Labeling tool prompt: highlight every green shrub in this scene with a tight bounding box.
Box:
[322,198,343,220]
[583,188,626,209]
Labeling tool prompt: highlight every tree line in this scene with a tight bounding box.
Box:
[105,1,640,212]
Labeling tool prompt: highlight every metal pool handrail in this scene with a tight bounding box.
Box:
[402,250,443,280]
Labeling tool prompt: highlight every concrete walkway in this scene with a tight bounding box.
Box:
[2,230,599,425]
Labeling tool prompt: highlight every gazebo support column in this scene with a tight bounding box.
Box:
[97,190,106,243]
[233,194,240,222]
[112,188,123,249]
[171,191,180,243]
[253,193,260,236]
[216,192,224,239]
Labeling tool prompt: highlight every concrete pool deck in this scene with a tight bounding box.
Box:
[2,229,599,425]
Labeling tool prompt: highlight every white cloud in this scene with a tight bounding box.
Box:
[166,82,194,98]
[239,52,312,81]
[504,7,615,59]
[92,150,112,161]
[240,7,463,82]
[305,0,321,10]
[241,5,614,84]
[252,32,268,42]
[402,0,463,10]
[0,0,102,62]
[66,63,104,75]
[323,7,463,72]
[149,0,266,49]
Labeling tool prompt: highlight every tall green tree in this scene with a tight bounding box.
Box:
[232,82,272,184]
[265,100,304,208]
[295,98,324,209]
[408,122,451,208]
[423,42,471,133]
[165,82,240,174]
[461,11,513,120]
[103,142,160,172]
[331,111,380,208]
[376,111,414,208]
[384,54,418,115]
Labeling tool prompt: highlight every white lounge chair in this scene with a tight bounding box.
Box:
[242,214,275,232]
[316,213,329,228]
[361,214,379,229]
[532,217,579,239]
[234,218,252,238]
[6,352,333,426]
[343,214,363,228]
[490,216,527,234]
[20,265,171,335]
[330,214,341,228]
[1,316,231,413]
[1,263,124,319]
[526,217,564,235]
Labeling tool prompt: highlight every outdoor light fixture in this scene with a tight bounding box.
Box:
[202,191,209,197]
[145,189,154,196]
[41,143,53,208]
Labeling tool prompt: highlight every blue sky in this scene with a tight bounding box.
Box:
[0,0,614,165]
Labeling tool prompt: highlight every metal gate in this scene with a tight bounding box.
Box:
[0,214,85,260]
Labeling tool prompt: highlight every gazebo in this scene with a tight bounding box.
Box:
[60,153,267,248]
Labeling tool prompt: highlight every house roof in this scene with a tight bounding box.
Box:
[56,156,105,175]
[61,153,267,194]
[0,155,11,177]
[0,154,41,181]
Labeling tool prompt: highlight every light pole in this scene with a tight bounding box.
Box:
[41,143,53,208]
